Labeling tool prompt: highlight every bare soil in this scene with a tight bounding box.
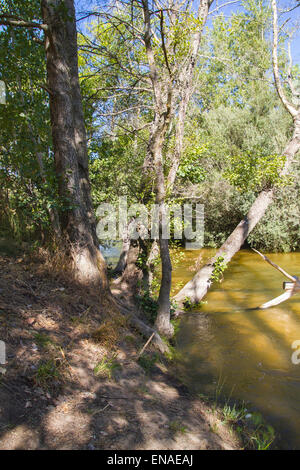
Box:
[0,251,242,450]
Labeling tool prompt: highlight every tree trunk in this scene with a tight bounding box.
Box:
[41,0,107,289]
[174,115,300,305]
[145,240,159,292]
[139,0,211,336]
[155,234,174,337]
[147,116,174,337]
[117,241,142,293]
[113,237,131,276]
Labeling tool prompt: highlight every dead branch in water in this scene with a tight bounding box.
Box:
[252,248,300,309]
[251,248,296,282]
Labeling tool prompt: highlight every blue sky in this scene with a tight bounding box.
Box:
[211,1,300,64]
[75,0,300,64]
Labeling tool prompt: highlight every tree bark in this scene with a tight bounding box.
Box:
[174,115,300,305]
[113,237,131,276]
[41,0,108,289]
[140,0,211,337]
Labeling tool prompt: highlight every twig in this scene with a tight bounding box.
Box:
[137,332,155,358]
[252,248,296,282]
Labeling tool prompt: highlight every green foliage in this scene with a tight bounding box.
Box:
[34,333,55,349]
[0,0,60,242]
[168,420,187,434]
[34,360,61,388]
[183,297,207,311]
[246,412,275,450]
[248,165,300,252]
[211,256,228,283]
[250,425,275,450]
[94,354,121,380]
[222,403,247,423]
[224,153,287,192]
[0,0,299,258]
[135,292,159,324]
[177,145,207,184]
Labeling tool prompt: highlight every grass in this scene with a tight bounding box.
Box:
[136,385,149,395]
[32,334,69,390]
[34,332,56,349]
[243,412,275,450]
[169,420,187,434]
[124,334,137,345]
[249,425,275,450]
[194,374,276,450]
[94,354,121,380]
[33,359,61,388]
[222,403,247,424]
[209,422,219,434]
[220,403,275,449]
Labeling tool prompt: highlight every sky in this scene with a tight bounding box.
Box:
[211,1,300,64]
[74,0,300,64]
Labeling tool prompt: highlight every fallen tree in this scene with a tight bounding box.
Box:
[174,0,300,307]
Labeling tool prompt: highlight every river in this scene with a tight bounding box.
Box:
[173,249,300,449]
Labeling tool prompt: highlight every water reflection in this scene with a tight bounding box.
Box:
[174,249,300,449]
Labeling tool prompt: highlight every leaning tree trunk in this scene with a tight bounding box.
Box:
[41,0,107,289]
[174,114,300,305]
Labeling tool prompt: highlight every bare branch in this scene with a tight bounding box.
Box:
[271,0,297,118]
[208,0,240,16]
[280,3,300,15]
[252,248,296,282]
[259,291,294,309]
[97,104,153,117]
[159,10,172,77]
[0,14,48,31]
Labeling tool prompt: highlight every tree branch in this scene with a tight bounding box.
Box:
[271,0,297,118]
[208,0,240,16]
[160,10,172,77]
[252,248,296,282]
[0,14,48,31]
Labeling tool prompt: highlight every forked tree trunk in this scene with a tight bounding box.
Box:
[41,0,107,289]
[174,115,300,305]
[140,0,211,337]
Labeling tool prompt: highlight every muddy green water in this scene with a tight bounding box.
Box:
[172,249,300,449]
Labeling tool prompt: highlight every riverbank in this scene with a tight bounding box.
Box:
[0,245,273,450]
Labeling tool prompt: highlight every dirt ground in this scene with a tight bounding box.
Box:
[0,251,243,450]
